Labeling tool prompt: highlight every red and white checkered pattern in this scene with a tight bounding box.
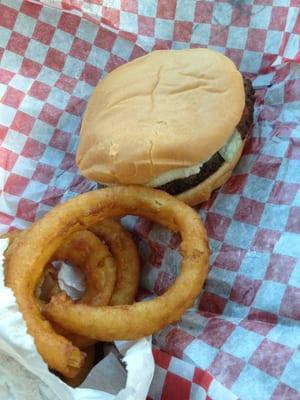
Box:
[1,1,300,399]
[148,348,239,400]
[24,0,300,71]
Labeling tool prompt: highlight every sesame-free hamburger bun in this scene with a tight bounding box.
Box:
[76,49,254,206]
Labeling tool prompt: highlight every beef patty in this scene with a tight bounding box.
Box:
[158,77,255,196]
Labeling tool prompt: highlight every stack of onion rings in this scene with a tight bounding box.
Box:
[2,216,141,378]
[4,186,209,380]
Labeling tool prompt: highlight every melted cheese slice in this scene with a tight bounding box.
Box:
[147,130,241,187]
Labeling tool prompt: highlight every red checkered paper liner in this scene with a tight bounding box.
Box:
[0,1,300,399]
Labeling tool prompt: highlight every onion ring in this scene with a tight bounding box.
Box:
[63,345,95,388]
[2,229,117,307]
[45,230,118,350]
[1,222,139,307]
[56,221,140,349]
[0,231,62,306]
[53,230,117,306]
[2,230,117,350]
[4,231,86,378]
[0,232,102,381]
[90,219,140,305]
[2,223,140,352]
[5,186,209,355]
[1,230,114,372]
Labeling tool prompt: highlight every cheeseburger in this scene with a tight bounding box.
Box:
[76,49,254,206]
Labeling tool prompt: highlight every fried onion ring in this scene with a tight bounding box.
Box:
[1,229,115,372]
[2,222,140,352]
[90,219,140,305]
[53,230,117,306]
[56,221,140,349]
[63,345,95,388]
[4,231,86,378]
[46,230,118,350]
[5,187,209,360]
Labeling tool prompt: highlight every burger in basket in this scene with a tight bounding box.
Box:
[76,48,255,206]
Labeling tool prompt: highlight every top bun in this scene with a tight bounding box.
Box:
[76,49,245,185]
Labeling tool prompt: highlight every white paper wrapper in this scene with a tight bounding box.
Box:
[0,239,154,400]
[57,261,85,300]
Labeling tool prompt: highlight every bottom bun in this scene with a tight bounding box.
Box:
[176,140,245,206]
